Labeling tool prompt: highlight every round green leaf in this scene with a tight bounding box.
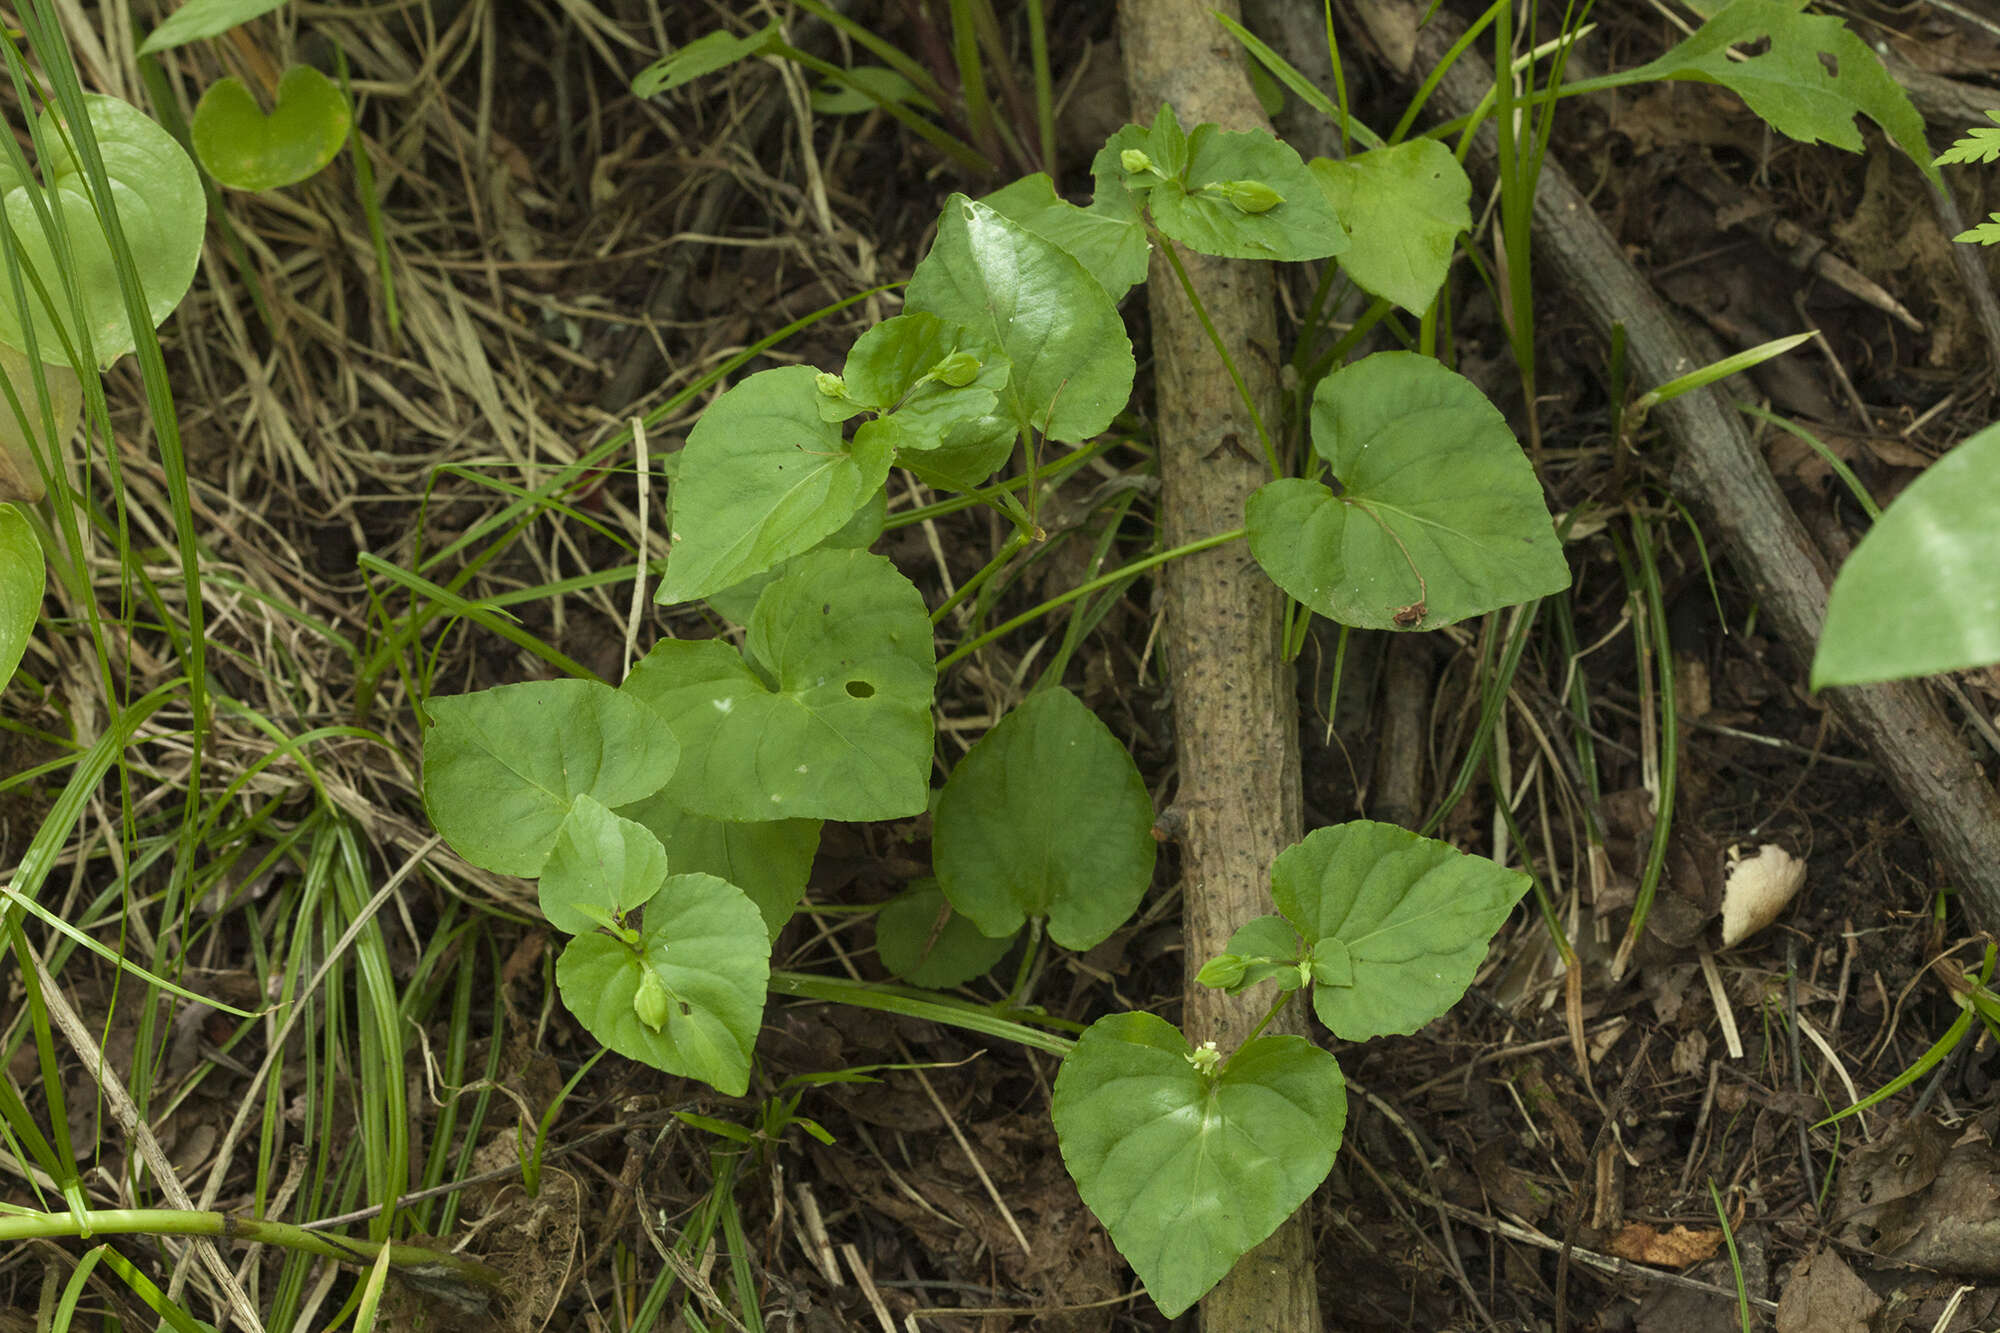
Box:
[1051,1012,1347,1319]
[556,873,770,1096]
[617,791,820,940]
[1270,821,1530,1041]
[0,95,204,367]
[1098,107,1347,262]
[1307,140,1471,316]
[538,795,670,936]
[876,880,1016,988]
[932,688,1156,950]
[625,548,935,822]
[1247,352,1570,630]
[1813,420,2000,687]
[422,679,680,877]
[192,66,351,192]
[0,503,43,693]
[905,195,1134,444]
[658,365,895,604]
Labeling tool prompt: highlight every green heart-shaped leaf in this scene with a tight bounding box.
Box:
[933,687,1155,950]
[625,548,935,822]
[1270,821,1530,1040]
[538,795,669,935]
[1052,1012,1347,1318]
[617,791,820,940]
[658,365,894,605]
[875,880,1016,988]
[905,196,1134,444]
[0,504,42,694]
[1099,105,1347,262]
[422,679,680,877]
[1248,352,1570,630]
[0,95,205,367]
[980,172,1149,303]
[1308,140,1470,316]
[1814,420,2000,687]
[556,873,770,1095]
[192,65,352,192]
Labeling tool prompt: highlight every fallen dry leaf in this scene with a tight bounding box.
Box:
[1608,1222,1725,1267]
[1776,1248,1879,1333]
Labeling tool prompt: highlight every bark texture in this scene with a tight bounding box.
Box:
[1351,0,2000,930]
[1119,4,1323,1329]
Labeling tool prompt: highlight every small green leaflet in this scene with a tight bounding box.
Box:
[1937,111,2000,168]
[139,0,287,54]
[658,365,894,605]
[1195,913,1307,994]
[0,96,205,367]
[1622,0,1939,188]
[811,66,937,116]
[556,873,770,1096]
[830,311,1010,451]
[875,880,1016,988]
[1247,352,1570,630]
[625,549,935,823]
[0,503,42,693]
[1814,420,2000,687]
[932,687,1156,950]
[617,791,820,940]
[1099,104,1348,262]
[1269,821,1530,1041]
[1051,1012,1347,1318]
[422,679,679,877]
[537,795,669,936]
[192,66,352,192]
[1308,140,1470,316]
[905,196,1135,444]
[633,23,781,98]
[980,172,1149,303]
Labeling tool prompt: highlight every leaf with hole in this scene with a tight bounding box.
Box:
[876,880,1017,988]
[980,172,1149,303]
[1270,821,1530,1040]
[933,687,1155,950]
[1814,420,2000,686]
[1308,140,1469,316]
[537,795,670,936]
[1051,1012,1347,1318]
[139,0,287,54]
[1099,105,1347,262]
[632,23,780,98]
[192,66,352,192]
[1623,0,1937,186]
[422,679,680,877]
[617,791,820,940]
[1247,352,1569,630]
[0,504,41,694]
[0,95,205,367]
[659,365,895,605]
[906,196,1134,444]
[556,873,770,1095]
[626,548,934,823]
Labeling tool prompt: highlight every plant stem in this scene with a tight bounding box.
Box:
[0,1209,507,1295]
[1155,236,1280,477]
[935,527,1248,672]
[932,526,1033,626]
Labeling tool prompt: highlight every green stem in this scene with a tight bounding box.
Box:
[1228,993,1292,1058]
[1006,917,1044,1006]
[0,1209,507,1294]
[1155,235,1280,477]
[932,526,1033,626]
[936,527,1247,672]
[770,971,1077,1055]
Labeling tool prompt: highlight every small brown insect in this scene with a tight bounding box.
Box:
[1392,601,1426,628]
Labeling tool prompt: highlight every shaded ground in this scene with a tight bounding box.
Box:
[7,2,2000,1329]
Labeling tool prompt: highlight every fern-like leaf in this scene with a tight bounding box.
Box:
[1952,214,2000,246]
[1936,111,2000,167]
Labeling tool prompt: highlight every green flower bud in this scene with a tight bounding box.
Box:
[815,371,847,399]
[1120,147,1154,175]
[1196,953,1248,991]
[1183,1040,1222,1078]
[1218,179,1283,214]
[633,968,670,1032]
[933,350,981,387]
